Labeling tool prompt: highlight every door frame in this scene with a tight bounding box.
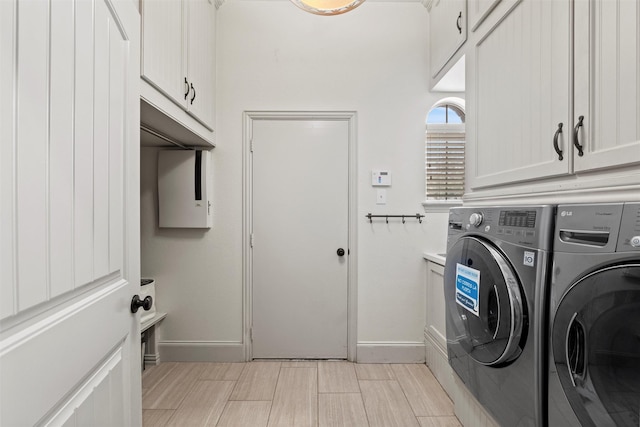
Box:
[242,111,358,361]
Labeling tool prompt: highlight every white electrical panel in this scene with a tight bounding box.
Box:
[372,170,391,186]
[158,150,212,228]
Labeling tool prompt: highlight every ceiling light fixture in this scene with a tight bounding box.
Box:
[289,0,366,15]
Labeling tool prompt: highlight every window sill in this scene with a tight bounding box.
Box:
[422,200,462,213]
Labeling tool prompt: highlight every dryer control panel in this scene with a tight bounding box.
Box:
[618,202,640,252]
[555,202,640,253]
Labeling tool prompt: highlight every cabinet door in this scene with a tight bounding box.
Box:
[426,262,446,350]
[573,0,640,173]
[467,0,501,32]
[468,0,571,189]
[141,0,186,108]
[430,0,466,78]
[186,0,215,130]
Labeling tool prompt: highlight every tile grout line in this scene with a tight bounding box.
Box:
[199,379,237,427]
[316,363,320,427]
[356,369,372,427]
[142,363,178,405]
[213,394,233,427]
[226,362,247,401]
[394,364,422,425]
[264,362,281,427]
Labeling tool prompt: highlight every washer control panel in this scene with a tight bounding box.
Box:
[499,210,537,228]
[469,212,484,227]
[447,206,555,251]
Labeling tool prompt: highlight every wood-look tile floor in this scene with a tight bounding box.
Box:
[142,361,460,427]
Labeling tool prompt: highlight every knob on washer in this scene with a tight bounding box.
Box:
[469,212,484,227]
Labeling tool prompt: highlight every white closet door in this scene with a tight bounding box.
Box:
[252,119,350,359]
[0,0,141,425]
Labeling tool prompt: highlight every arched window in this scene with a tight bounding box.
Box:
[425,98,465,201]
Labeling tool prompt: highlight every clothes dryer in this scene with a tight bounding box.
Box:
[548,202,640,427]
[444,205,555,427]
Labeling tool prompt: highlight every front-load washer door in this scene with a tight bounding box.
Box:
[552,263,640,427]
[445,236,526,366]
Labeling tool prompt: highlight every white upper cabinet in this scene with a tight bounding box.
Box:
[429,0,467,79]
[141,0,215,132]
[466,0,640,195]
[468,0,570,188]
[573,0,640,173]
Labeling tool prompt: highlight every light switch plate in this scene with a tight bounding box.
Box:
[376,189,387,205]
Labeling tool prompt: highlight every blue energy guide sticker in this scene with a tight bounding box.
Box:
[455,263,480,317]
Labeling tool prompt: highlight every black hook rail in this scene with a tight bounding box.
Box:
[366,213,425,224]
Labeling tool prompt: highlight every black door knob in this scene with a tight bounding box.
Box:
[337,248,345,257]
[131,295,153,313]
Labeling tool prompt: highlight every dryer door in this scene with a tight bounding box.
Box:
[552,264,640,427]
[445,236,525,366]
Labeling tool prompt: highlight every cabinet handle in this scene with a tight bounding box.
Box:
[190,83,196,104]
[456,12,462,34]
[573,115,584,157]
[553,122,563,161]
[184,77,190,100]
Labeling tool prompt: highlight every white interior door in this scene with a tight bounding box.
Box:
[251,118,349,359]
[0,0,141,425]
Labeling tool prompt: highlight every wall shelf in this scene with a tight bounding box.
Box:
[365,213,425,224]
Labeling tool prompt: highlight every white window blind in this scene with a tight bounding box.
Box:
[425,125,465,200]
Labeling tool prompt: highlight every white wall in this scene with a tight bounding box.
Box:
[140,0,461,361]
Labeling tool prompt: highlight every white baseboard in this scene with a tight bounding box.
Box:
[158,340,426,364]
[144,353,161,367]
[158,341,244,362]
[356,341,425,363]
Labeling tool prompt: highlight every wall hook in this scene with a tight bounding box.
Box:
[364,213,425,223]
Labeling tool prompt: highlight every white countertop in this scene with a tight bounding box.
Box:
[423,252,446,265]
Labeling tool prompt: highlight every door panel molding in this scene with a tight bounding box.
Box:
[44,344,125,426]
[242,111,358,361]
[0,279,130,426]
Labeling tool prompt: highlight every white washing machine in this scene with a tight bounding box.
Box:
[444,205,555,427]
[548,202,640,426]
